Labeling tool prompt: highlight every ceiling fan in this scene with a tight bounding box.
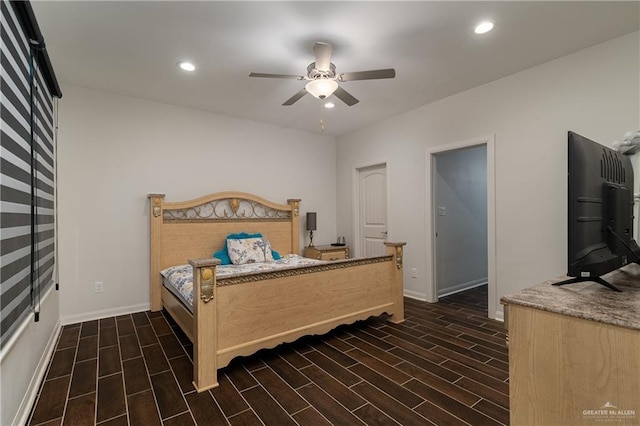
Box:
[249,42,396,107]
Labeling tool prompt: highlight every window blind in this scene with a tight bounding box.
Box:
[1,0,61,348]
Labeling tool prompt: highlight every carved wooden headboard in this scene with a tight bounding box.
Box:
[148,191,300,310]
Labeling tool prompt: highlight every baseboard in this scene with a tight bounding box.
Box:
[437,278,488,298]
[60,303,150,326]
[403,289,429,301]
[494,309,504,322]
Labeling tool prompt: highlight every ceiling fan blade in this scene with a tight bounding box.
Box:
[339,68,396,81]
[282,88,308,106]
[249,72,304,80]
[333,86,359,106]
[314,42,333,72]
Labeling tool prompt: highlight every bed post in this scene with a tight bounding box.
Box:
[189,258,221,392]
[287,199,301,255]
[148,194,165,311]
[385,242,406,324]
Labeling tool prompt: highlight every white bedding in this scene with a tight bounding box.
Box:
[161,254,325,309]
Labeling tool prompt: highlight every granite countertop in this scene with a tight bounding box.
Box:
[501,263,640,330]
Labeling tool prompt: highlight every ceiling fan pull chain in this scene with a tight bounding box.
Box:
[319,101,325,132]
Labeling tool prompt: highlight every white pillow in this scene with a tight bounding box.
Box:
[227,237,275,265]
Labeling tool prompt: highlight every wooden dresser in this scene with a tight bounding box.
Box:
[501,264,640,426]
[303,245,349,261]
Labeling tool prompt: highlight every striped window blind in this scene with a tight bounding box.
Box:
[1,0,62,348]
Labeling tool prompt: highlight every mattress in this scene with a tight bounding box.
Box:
[160,254,325,311]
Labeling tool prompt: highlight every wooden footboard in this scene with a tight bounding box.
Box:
[189,242,405,392]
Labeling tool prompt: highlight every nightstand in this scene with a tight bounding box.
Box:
[303,245,349,261]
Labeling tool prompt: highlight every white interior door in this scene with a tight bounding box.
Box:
[359,164,387,257]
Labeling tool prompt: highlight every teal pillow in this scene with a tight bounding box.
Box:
[212,232,280,264]
[213,248,232,265]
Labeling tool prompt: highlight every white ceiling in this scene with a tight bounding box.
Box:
[32,1,639,136]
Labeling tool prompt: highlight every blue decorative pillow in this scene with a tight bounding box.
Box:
[213,248,232,265]
[213,232,280,264]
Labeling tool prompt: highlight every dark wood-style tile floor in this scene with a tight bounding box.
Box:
[28,285,509,425]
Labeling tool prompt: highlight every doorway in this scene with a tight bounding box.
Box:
[434,145,487,297]
[425,135,497,319]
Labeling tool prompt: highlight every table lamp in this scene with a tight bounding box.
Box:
[306,212,317,247]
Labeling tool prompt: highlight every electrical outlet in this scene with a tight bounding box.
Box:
[94,281,104,293]
[411,268,418,278]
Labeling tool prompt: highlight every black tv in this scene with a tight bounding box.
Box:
[555,131,640,292]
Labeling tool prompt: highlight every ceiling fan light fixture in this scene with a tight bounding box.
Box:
[305,79,338,99]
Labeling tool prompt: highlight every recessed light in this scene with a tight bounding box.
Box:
[474,21,494,34]
[179,62,196,72]
[324,102,335,109]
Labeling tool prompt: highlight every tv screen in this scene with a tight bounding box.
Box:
[558,131,640,291]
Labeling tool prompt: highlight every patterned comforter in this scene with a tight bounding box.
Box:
[160,254,325,308]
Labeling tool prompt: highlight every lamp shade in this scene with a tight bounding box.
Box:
[305,79,338,99]
[306,212,317,231]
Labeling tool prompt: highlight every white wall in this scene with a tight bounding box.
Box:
[435,145,487,296]
[57,85,337,323]
[336,32,640,317]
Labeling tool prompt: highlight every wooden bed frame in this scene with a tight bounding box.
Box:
[148,191,406,392]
